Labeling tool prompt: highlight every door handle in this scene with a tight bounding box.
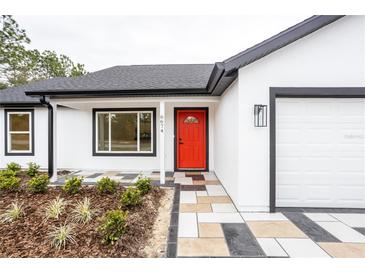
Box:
[179,137,183,144]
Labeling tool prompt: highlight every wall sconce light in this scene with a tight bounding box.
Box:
[254,104,267,127]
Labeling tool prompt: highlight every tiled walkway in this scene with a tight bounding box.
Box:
[58,170,365,258]
[169,171,365,258]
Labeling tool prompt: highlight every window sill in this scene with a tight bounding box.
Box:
[93,152,156,157]
[5,152,34,156]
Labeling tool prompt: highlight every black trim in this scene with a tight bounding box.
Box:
[92,108,157,157]
[174,107,209,172]
[270,87,365,212]
[4,109,34,156]
[26,88,209,97]
[39,96,54,178]
[0,103,43,107]
[209,16,344,96]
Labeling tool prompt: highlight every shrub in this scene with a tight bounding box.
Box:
[120,187,141,208]
[6,162,21,173]
[0,176,20,192]
[72,197,94,223]
[27,162,40,177]
[98,210,128,245]
[0,201,24,223]
[96,177,117,194]
[63,176,83,194]
[134,177,152,195]
[45,196,67,220]
[0,169,16,178]
[48,223,76,249]
[27,174,49,193]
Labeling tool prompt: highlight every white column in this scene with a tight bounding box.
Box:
[159,101,165,184]
[50,102,58,182]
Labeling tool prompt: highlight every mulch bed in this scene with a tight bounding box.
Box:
[0,172,166,258]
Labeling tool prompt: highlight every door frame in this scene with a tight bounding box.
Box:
[174,107,209,172]
[270,87,365,212]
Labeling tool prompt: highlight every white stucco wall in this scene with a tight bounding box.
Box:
[56,100,216,171]
[236,16,365,211]
[214,80,239,202]
[0,107,48,169]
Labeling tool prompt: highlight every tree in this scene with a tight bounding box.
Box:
[0,15,86,89]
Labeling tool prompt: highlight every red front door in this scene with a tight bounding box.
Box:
[176,109,207,170]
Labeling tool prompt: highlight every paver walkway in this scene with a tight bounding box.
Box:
[169,171,365,258]
[57,170,365,258]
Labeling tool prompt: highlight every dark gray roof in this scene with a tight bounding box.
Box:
[0,64,214,103]
[0,15,345,104]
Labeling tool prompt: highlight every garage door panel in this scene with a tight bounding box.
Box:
[302,158,334,172]
[336,158,365,172]
[277,129,302,143]
[276,98,365,208]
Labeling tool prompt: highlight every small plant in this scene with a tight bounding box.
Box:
[63,176,83,194]
[6,162,21,173]
[27,174,49,193]
[134,176,152,195]
[27,162,40,177]
[45,196,67,220]
[0,176,20,191]
[72,197,94,223]
[120,187,141,208]
[48,223,76,249]
[0,169,16,178]
[98,210,128,245]
[0,201,24,223]
[96,177,117,194]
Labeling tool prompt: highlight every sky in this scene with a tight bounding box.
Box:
[15,15,309,72]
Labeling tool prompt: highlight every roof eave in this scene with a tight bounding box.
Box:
[223,15,345,73]
[25,88,212,98]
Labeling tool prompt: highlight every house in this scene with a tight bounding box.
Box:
[1,15,365,212]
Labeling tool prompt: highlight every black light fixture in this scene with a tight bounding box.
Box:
[254,104,267,127]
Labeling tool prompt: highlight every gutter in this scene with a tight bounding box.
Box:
[39,96,54,178]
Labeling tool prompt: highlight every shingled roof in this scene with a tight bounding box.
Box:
[0,15,345,105]
[0,64,214,105]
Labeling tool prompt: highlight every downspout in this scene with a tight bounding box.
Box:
[39,96,54,178]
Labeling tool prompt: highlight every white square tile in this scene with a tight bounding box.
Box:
[206,185,227,196]
[257,238,288,257]
[175,177,193,185]
[304,213,338,222]
[180,191,197,204]
[75,171,93,176]
[203,173,218,181]
[211,203,237,213]
[141,171,152,176]
[84,177,99,183]
[316,221,365,243]
[196,191,208,197]
[173,172,185,178]
[240,213,288,221]
[276,239,330,258]
[330,213,365,228]
[178,213,198,237]
[197,213,244,223]
[108,175,122,180]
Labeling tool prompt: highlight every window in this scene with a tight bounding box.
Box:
[5,110,34,155]
[94,108,156,156]
[184,116,199,124]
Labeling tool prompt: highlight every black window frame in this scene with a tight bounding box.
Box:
[4,109,35,156]
[92,108,157,157]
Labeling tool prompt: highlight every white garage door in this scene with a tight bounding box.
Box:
[276,98,365,208]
